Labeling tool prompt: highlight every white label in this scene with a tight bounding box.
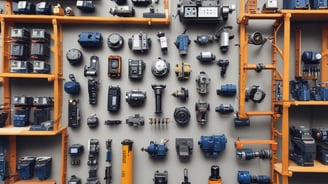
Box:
[198,7,218,18]
[18,1,27,9]
[38,2,46,8]
[159,37,167,48]
[76,1,83,6]
[267,0,278,8]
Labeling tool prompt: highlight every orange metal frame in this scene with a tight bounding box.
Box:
[239,1,328,184]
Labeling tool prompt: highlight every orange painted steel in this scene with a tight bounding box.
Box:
[295,26,302,78]
[321,24,328,83]
[235,140,277,150]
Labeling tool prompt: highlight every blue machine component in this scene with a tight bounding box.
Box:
[216,84,237,96]
[141,139,169,158]
[311,0,328,9]
[283,0,310,9]
[34,156,52,180]
[315,141,328,164]
[289,126,316,166]
[174,34,190,56]
[234,113,250,127]
[17,156,36,180]
[302,51,321,64]
[198,135,227,158]
[64,74,80,95]
[13,1,36,14]
[0,112,8,128]
[13,108,30,127]
[290,79,310,101]
[236,149,272,160]
[29,121,54,131]
[78,32,102,48]
[0,153,8,181]
[237,171,271,184]
[35,2,52,15]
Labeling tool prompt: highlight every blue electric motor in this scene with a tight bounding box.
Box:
[198,134,227,158]
[237,171,271,184]
[141,139,169,158]
[283,0,309,9]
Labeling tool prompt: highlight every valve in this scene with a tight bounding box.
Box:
[237,171,270,184]
[217,59,229,77]
[172,88,189,102]
[141,138,169,158]
[196,71,211,95]
[236,149,272,160]
[198,135,227,158]
[152,84,166,114]
[208,165,222,184]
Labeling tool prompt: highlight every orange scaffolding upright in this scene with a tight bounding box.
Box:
[238,1,328,184]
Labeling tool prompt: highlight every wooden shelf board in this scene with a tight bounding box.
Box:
[0,126,66,136]
[280,9,328,21]
[0,73,56,80]
[0,15,170,25]
[14,180,56,184]
[274,160,328,174]
[238,13,283,23]
[290,101,328,106]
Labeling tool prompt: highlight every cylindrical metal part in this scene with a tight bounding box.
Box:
[220,31,229,52]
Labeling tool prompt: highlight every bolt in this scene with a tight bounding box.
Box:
[152,84,166,114]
